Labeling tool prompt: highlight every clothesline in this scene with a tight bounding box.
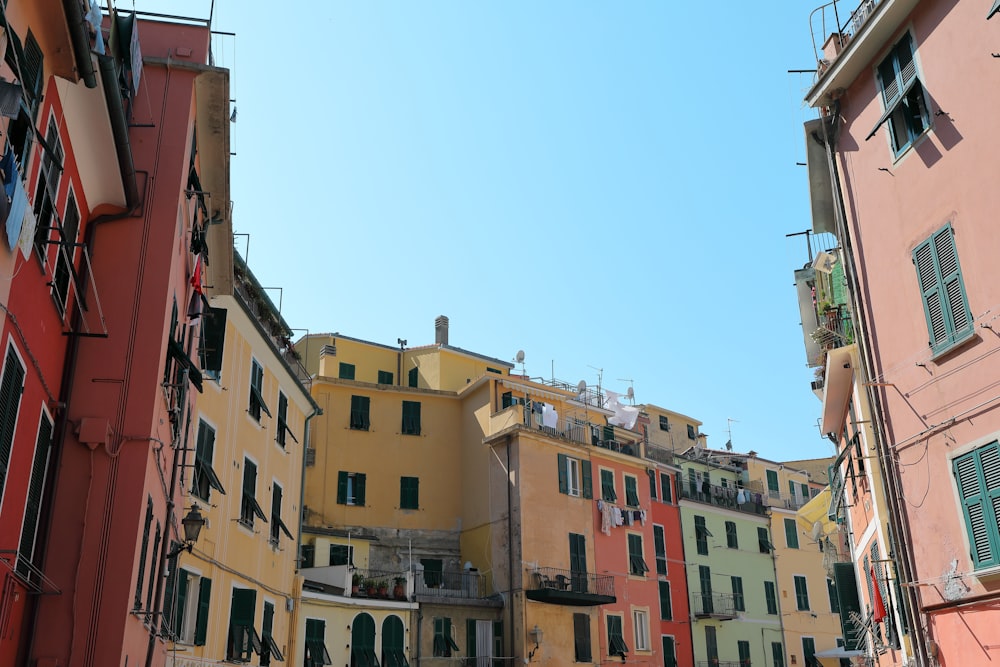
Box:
[596,499,647,535]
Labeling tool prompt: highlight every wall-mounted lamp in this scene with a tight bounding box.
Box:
[527,624,543,661]
[167,504,206,558]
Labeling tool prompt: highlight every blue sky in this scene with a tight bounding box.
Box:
[139,0,833,462]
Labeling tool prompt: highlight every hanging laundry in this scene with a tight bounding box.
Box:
[612,507,624,527]
[18,206,36,259]
[6,177,27,251]
[187,255,209,324]
[736,488,747,504]
[638,510,647,526]
[599,503,613,536]
[541,403,558,429]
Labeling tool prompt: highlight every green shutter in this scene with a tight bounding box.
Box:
[402,401,421,435]
[648,470,657,500]
[766,469,779,493]
[828,578,840,613]
[355,473,366,506]
[557,453,568,494]
[174,571,189,637]
[574,614,592,662]
[601,470,617,501]
[795,576,810,610]
[581,460,593,499]
[915,226,972,351]
[17,412,52,571]
[378,370,393,384]
[337,471,348,505]
[834,563,863,650]
[704,626,718,662]
[772,642,785,667]
[569,533,587,576]
[400,476,419,509]
[135,498,153,608]
[194,577,212,645]
[653,525,666,575]
[785,518,799,549]
[625,476,639,507]
[339,363,355,379]
[493,621,503,666]
[467,618,477,658]
[765,581,777,614]
[408,367,418,387]
[658,580,672,620]
[501,392,513,408]
[954,444,1000,568]
[662,636,676,667]
[0,347,25,502]
[660,472,672,503]
[738,640,751,665]
[731,576,744,611]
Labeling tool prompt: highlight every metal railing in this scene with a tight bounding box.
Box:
[414,569,488,599]
[696,662,746,667]
[350,568,407,600]
[528,567,615,598]
[679,485,767,516]
[691,591,737,617]
[516,412,642,459]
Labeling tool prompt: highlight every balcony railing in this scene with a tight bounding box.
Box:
[811,305,854,351]
[741,481,810,511]
[512,409,643,459]
[691,591,737,618]
[679,484,767,516]
[350,568,409,601]
[525,567,615,606]
[414,569,489,600]
[696,662,746,667]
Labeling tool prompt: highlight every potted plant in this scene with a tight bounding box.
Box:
[351,572,363,595]
[393,576,406,600]
[376,579,389,597]
[365,579,378,597]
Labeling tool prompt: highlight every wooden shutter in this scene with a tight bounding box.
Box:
[660,472,672,502]
[573,613,591,662]
[601,470,616,501]
[557,453,568,494]
[581,460,592,499]
[408,367,418,387]
[17,412,52,572]
[355,473,366,506]
[934,227,971,339]
[337,471,349,504]
[658,580,672,620]
[704,626,718,662]
[648,469,657,500]
[653,525,666,575]
[625,476,639,506]
[174,571,189,636]
[765,581,777,614]
[785,518,799,549]
[0,347,25,500]
[772,642,785,667]
[954,444,1000,568]
[569,533,587,575]
[135,498,153,607]
[466,618,477,658]
[194,577,212,645]
[662,636,676,667]
[833,563,862,650]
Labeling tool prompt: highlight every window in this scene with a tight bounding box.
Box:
[653,525,667,575]
[300,544,315,568]
[772,642,786,667]
[32,117,63,264]
[795,575,811,611]
[350,395,371,430]
[573,613,592,662]
[351,613,378,666]
[913,224,973,353]
[868,32,930,154]
[239,458,267,528]
[687,424,696,440]
[731,576,745,612]
[408,367,418,387]
[698,566,713,614]
[329,543,354,566]
[648,469,657,501]
[758,527,775,553]
[659,415,669,431]
[738,640,751,667]
[624,475,640,507]
[338,362,355,379]
[660,472,672,503]
[785,518,799,549]
[165,569,211,644]
[705,626,718,664]
[248,359,270,421]
[827,577,840,613]
[191,420,225,501]
[276,392,297,447]
[305,618,333,667]
[725,521,738,549]
[400,476,419,509]
[199,306,227,380]
[270,482,293,546]
[0,346,25,502]
[433,617,459,657]
[145,522,161,614]
[227,588,261,662]
[52,190,80,313]
[801,483,809,500]
[662,637,677,667]
[486,366,502,375]
[384,616,409,666]
[765,581,778,615]
[17,411,52,576]
[378,370,393,384]
[607,615,628,657]
[401,400,421,435]
[627,533,649,576]
[632,609,649,651]
[802,637,817,667]
[600,469,617,501]
[766,469,780,497]
[421,558,444,587]
[658,580,672,620]
[261,600,284,665]
[694,515,709,555]
[336,471,366,506]
[135,497,153,609]
[569,533,588,592]
[558,453,592,498]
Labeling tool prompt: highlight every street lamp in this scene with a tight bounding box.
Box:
[528,624,543,661]
[168,504,206,558]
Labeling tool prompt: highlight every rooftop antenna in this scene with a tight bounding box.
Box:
[587,366,603,399]
[514,350,525,377]
[617,378,635,404]
[725,418,738,451]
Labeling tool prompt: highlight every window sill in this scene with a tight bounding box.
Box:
[930,329,979,363]
[971,563,1000,582]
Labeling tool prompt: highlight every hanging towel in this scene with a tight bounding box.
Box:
[639,510,647,526]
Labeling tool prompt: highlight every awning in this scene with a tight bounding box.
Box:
[814,647,866,658]
[797,487,834,534]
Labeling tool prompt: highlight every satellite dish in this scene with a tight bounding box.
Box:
[625,387,634,400]
[810,521,824,541]
[812,251,837,275]
[577,380,587,393]
[515,350,525,364]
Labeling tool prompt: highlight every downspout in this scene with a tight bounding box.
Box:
[506,436,516,663]
[295,406,323,571]
[817,106,929,667]
[98,55,140,210]
[62,0,97,88]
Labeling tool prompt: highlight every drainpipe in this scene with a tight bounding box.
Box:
[295,405,323,570]
[817,106,929,667]
[505,436,516,662]
[98,55,140,210]
[62,0,98,88]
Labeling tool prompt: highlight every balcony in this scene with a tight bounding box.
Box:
[811,305,854,353]
[349,568,410,601]
[742,480,809,511]
[691,591,737,619]
[679,484,767,516]
[697,662,746,667]
[525,567,615,606]
[509,409,643,459]
[414,569,490,601]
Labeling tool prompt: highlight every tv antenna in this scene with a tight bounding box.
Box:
[726,418,738,451]
[587,366,603,398]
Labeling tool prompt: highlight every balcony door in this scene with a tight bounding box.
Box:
[569,533,588,593]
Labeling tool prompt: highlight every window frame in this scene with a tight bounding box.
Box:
[632,609,649,652]
[869,31,931,155]
[914,224,973,355]
[248,358,270,422]
[600,468,617,502]
[624,474,640,507]
[794,575,811,611]
[627,533,649,576]
[953,441,1000,569]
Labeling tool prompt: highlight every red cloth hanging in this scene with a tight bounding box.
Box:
[871,565,887,623]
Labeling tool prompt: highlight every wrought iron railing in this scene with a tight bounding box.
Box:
[528,566,615,598]
[691,591,737,617]
[414,569,488,599]
[350,568,408,600]
[679,485,767,516]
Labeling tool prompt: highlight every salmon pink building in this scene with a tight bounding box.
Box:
[801,0,1000,664]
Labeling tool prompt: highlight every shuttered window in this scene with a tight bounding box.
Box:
[408,367,418,387]
[653,524,667,575]
[270,482,293,546]
[660,472,672,503]
[662,636,677,667]
[953,442,1000,568]
[384,615,409,666]
[694,515,709,555]
[378,370,394,384]
[758,527,775,553]
[738,640,751,667]
[569,533,588,589]
[658,580,672,620]
[339,362,355,380]
[276,392,297,447]
[868,32,930,154]
[350,395,370,430]
[248,359,270,421]
[607,615,628,657]
[261,600,284,665]
[725,521,738,549]
[765,581,778,615]
[194,577,212,645]
[624,475,640,507]
[400,476,419,509]
[557,453,592,498]
[433,617,459,656]
[648,469,657,500]
[401,400,421,435]
[227,588,260,661]
[914,225,972,353]
[785,518,799,549]
[336,471,366,506]
[305,618,332,666]
[240,458,267,528]
[731,576,745,611]
[795,575,811,611]
[573,613,592,662]
[600,469,616,501]
[0,346,25,503]
[627,533,648,576]
[772,642,786,667]
[351,613,379,666]
[134,497,154,609]
[17,411,52,577]
[192,420,226,501]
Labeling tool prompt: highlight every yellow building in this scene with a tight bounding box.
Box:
[165,252,319,666]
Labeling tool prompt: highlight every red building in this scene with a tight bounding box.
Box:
[0,8,230,667]
[647,465,692,667]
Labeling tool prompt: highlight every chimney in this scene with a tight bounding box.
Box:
[435,315,449,346]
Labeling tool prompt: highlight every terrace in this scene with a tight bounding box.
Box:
[525,566,616,606]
